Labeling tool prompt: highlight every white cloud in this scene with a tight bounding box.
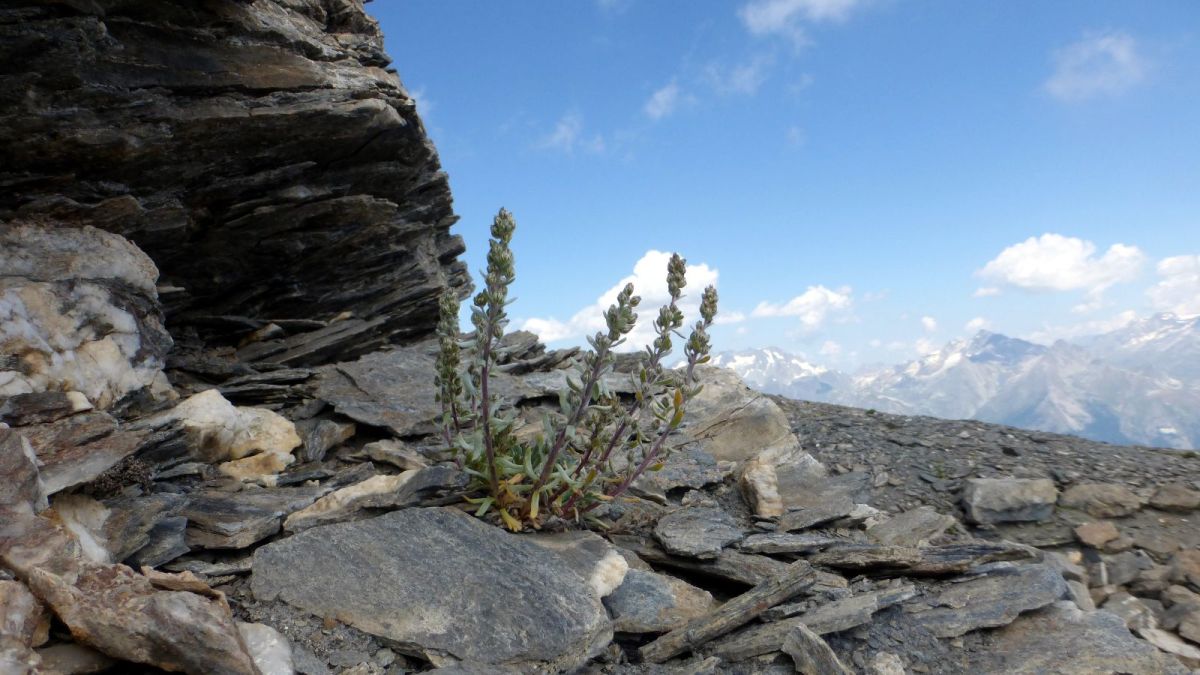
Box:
[521,250,720,349]
[973,286,1000,297]
[819,340,842,358]
[965,317,991,333]
[715,310,747,325]
[868,338,882,348]
[1025,309,1139,344]
[740,0,864,43]
[976,233,1144,311]
[920,316,937,332]
[751,285,853,330]
[1148,255,1200,318]
[645,81,685,120]
[705,55,774,96]
[538,112,605,154]
[1044,31,1147,102]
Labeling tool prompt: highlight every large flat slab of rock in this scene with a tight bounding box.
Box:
[961,478,1057,524]
[315,347,534,437]
[964,602,1188,674]
[251,507,611,671]
[900,563,1067,637]
[654,506,745,560]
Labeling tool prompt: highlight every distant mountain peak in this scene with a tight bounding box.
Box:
[713,315,1200,451]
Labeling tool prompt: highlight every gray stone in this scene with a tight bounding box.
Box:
[20,413,146,496]
[182,486,326,549]
[316,347,531,437]
[654,506,745,560]
[295,418,356,463]
[962,602,1188,674]
[737,533,840,555]
[866,506,957,547]
[283,465,465,532]
[777,497,856,532]
[674,366,800,464]
[1150,483,1200,512]
[125,516,190,569]
[1059,482,1143,518]
[101,493,187,563]
[34,643,117,675]
[604,569,714,634]
[782,623,852,675]
[961,478,1057,524]
[252,508,611,671]
[0,430,45,513]
[634,449,735,500]
[523,530,629,599]
[361,440,429,471]
[706,585,917,661]
[1101,592,1156,631]
[1066,580,1095,611]
[0,392,92,427]
[902,563,1067,637]
[1101,549,1153,587]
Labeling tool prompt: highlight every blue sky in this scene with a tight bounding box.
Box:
[371,0,1200,370]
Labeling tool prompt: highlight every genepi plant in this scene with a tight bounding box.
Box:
[435,208,717,531]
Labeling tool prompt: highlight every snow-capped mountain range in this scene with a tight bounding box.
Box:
[714,313,1200,450]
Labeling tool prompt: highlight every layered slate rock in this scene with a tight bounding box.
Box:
[965,602,1189,674]
[251,507,611,671]
[654,506,745,560]
[0,0,469,361]
[901,563,1067,637]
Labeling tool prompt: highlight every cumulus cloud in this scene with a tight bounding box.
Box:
[644,81,686,119]
[715,310,747,325]
[705,55,774,96]
[740,0,864,43]
[1044,31,1147,102]
[973,287,1000,297]
[521,250,719,349]
[538,112,605,154]
[920,316,937,332]
[976,233,1144,310]
[751,285,853,330]
[965,317,991,333]
[1148,255,1200,318]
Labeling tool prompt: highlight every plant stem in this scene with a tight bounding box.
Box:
[530,345,609,496]
[479,328,500,497]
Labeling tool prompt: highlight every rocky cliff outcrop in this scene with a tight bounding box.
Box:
[0,0,469,364]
